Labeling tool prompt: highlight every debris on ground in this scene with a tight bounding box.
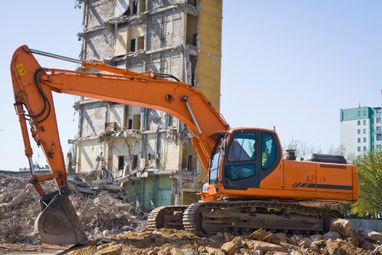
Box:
[2,174,382,254]
[63,224,382,255]
[0,174,145,246]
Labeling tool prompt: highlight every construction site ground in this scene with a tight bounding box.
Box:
[1,174,382,255]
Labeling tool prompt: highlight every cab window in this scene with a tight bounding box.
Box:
[227,132,256,161]
[209,145,221,184]
[261,133,277,169]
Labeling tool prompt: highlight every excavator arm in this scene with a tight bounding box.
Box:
[10,45,229,244]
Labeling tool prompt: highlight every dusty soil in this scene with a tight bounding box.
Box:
[1,174,382,255]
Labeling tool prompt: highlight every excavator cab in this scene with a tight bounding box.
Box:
[206,128,282,197]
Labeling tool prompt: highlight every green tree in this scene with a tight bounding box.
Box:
[352,151,382,217]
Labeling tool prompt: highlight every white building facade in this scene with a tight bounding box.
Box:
[340,106,382,160]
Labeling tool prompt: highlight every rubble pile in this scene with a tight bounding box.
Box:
[2,174,382,254]
[0,174,145,245]
[71,191,145,237]
[65,223,382,255]
[0,175,41,244]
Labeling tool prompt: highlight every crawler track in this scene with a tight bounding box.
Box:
[183,200,341,235]
[147,205,188,230]
[149,200,341,235]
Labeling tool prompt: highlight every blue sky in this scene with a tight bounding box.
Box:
[0,1,381,170]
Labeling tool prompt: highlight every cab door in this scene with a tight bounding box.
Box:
[222,130,280,189]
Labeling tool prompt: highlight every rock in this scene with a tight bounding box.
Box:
[231,236,244,247]
[289,251,303,255]
[223,232,234,242]
[331,219,353,238]
[286,235,300,245]
[367,230,382,242]
[310,234,323,242]
[182,251,198,255]
[245,240,287,253]
[325,239,342,255]
[298,238,311,248]
[248,228,269,241]
[361,240,374,251]
[272,252,289,255]
[221,241,237,255]
[170,247,183,255]
[215,232,224,239]
[323,231,341,240]
[197,246,206,253]
[94,244,122,255]
[373,245,382,255]
[266,232,287,244]
[205,246,220,254]
[102,230,110,236]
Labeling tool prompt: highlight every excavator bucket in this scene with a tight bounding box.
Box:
[34,194,87,245]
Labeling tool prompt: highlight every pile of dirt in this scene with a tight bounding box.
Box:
[64,224,382,255]
[2,174,382,255]
[0,174,145,245]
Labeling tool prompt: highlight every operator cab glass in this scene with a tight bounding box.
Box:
[221,129,281,189]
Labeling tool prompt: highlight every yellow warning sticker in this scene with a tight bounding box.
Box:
[16,64,25,76]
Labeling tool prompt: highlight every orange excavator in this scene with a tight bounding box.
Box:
[10,45,358,245]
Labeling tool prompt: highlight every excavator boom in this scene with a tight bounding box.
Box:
[10,45,229,244]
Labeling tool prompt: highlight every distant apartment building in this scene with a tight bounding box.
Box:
[340,106,382,160]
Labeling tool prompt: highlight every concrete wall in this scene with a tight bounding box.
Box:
[196,0,222,111]
[76,0,222,210]
[349,218,382,232]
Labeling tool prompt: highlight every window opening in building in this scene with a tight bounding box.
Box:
[363,129,366,134]
[358,111,361,117]
[377,117,381,123]
[357,129,361,135]
[166,114,174,127]
[130,38,136,52]
[187,0,197,7]
[118,155,125,170]
[128,119,133,129]
[189,55,197,86]
[123,106,129,129]
[133,114,141,130]
[357,120,361,126]
[137,36,145,51]
[357,138,361,143]
[357,146,361,152]
[363,110,366,116]
[132,155,138,169]
[363,137,367,143]
[123,4,131,16]
[186,14,198,46]
[363,146,367,151]
[377,134,382,141]
[139,0,146,13]
[187,155,193,171]
[132,0,138,15]
[363,120,366,125]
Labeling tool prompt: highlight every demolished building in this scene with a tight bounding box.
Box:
[72,0,222,210]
